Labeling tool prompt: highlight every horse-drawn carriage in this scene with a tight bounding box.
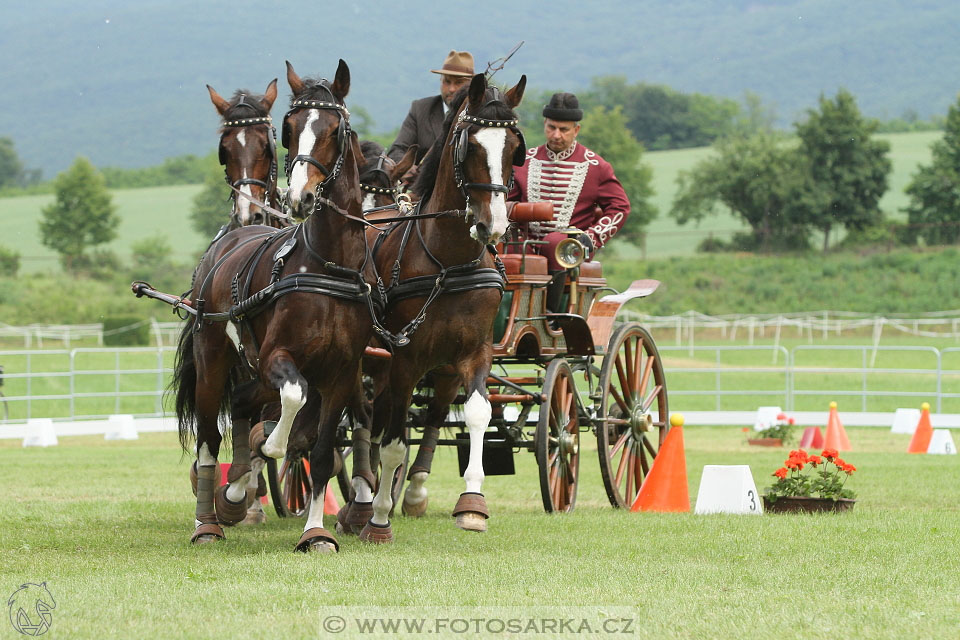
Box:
[134,59,668,551]
[267,201,669,517]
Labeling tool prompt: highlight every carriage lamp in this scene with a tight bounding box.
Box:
[554,231,586,270]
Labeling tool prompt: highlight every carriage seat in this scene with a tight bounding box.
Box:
[501,252,548,276]
[579,260,602,279]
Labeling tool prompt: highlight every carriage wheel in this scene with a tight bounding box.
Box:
[536,358,580,513]
[596,323,668,509]
[266,455,313,518]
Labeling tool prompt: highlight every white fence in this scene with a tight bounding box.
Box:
[0,343,958,425]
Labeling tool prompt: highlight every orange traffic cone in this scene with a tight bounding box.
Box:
[908,402,934,454]
[631,414,690,512]
[799,426,824,449]
[822,402,851,451]
[323,481,340,515]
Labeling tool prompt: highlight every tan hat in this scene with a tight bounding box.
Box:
[430,50,475,77]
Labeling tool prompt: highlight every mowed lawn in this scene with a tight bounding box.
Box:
[0,131,940,271]
[2,427,959,639]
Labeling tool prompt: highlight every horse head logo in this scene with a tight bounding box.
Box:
[7,583,56,636]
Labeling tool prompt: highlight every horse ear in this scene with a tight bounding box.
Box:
[331,59,351,101]
[504,75,526,109]
[286,61,304,95]
[207,85,230,116]
[392,145,418,182]
[261,78,278,112]
[467,73,486,109]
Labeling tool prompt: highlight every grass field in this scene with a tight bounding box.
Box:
[2,428,959,639]
[0,131,941,273]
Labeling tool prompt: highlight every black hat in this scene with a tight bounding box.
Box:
[542,92,582,121]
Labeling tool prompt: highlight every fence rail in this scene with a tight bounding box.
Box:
[1,343,959,423]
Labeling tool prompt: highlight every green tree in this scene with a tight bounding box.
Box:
[0,137,24,189]
[38,157,118,271]
[903,94,960,245]
[670,132,808,252]
[190,160,232,238]
[793,90,891,252]
[577,105,657,244]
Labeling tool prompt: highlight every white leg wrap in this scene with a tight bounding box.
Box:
[370,440,406,526]
[198,443,216,467]
[404,471,429,505]
[463,390,491,493]
[262,380,305,458]
[246,458,265,490]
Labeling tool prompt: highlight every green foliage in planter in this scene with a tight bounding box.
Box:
[102,316,149,346]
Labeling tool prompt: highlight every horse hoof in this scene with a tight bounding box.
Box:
[295,527,339,553]
[336,502,355,536]
[215,485,248,527]
[452,492,489,532]
[190,523,225,545]
[347,501,373,535]
[401,496,428,518]
[359,521,393,544]
[455,512,488,532]
[239,508,266,526]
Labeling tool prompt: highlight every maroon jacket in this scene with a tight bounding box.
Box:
[507,142,631,250]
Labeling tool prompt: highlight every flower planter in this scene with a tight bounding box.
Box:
[762,496,856,513]
[748,437,783,447]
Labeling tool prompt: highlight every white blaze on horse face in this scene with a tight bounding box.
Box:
[361,192,376,212]
[225,322,241,352]
[462,390,491,492]
[474,128,509,241]
[261,380,306,458]
[238,169,253,225]
[287,110,319,205]
[370,439,407,526]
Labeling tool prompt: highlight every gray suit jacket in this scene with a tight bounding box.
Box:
[387,95,445,164]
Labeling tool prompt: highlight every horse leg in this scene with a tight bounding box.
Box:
[452,357,493,532]
[295,378,356,553]
[191,369,229,544]
[402,374,459,517]
[359,388,410,543]
[225,380,267,525]
[338,372,381,535]
[258,352,308,459]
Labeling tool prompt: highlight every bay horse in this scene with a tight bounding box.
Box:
[358,140,417,213]
[345,73,527,543]
[173,59,373,553]
[206,80,287,228]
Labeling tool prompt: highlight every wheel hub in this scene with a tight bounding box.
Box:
[630,400,652,434]
[559,430,579,456]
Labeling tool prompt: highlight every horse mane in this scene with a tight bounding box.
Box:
[220,89,271,130]
[411,85,518,202]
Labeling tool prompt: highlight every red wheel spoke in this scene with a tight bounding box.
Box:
[615,354,630,401]
[641,434,658,459]
[615,447,630,488]
[625,451,634,500]
[641,384,664,413]
[610,385,630,416]
[623,339,635,391]
[632,337,643,392]
[633,451,645,494]
[638,352,654,397]
[610,429,630,458]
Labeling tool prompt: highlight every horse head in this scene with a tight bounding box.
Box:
[283,59,358,218]
[208,80,278,226]
[358,141,417,211]
[448,73,526,245]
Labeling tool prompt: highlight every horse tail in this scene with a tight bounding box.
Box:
[171,316,198,452]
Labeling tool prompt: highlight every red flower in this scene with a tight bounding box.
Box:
[773,468,788,479]
[808,455,822,467]
[843,464,856,475]
[785,459,804,471]
[777,413,787,420]
[788,449,809,463]
[834,457,847,468]
[788,417,796,425]
[742,427,750,432]
[822,448,838,460]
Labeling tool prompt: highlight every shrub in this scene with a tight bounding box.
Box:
[0,245,20,276]
[102,316,150,346]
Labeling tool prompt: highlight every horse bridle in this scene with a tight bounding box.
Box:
[281,82,352,213]
[219,97,279,211]
[359,153,398,198]
[450,96,526,209]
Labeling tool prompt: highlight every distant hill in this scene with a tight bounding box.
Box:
[2,0,958,175]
